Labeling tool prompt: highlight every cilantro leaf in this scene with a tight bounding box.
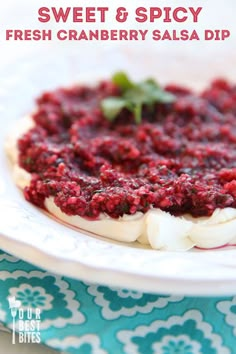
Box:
[137,79,175,103]
[101,72,176,123]
[112,71,134,92]
[100,97,127,121]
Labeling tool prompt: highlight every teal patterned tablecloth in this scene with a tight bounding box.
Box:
[0,249,235,354]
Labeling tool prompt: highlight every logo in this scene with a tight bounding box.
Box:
[8,296,41,344]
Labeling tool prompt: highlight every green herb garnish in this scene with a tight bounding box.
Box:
[24,157,34,165]
[101,71,176,124]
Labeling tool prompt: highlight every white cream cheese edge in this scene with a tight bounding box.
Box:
[5,115,236,251]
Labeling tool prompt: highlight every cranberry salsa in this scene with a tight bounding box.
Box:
[18,73,236,220]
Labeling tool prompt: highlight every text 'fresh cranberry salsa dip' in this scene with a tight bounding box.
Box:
[6,72,236,251]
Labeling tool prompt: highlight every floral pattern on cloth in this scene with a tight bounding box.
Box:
[152,335,201,354]
[216,297,236,336]
[117,310,230,354]
[9,284,53,310]
[86,285,184,319]
[0,249,234,354]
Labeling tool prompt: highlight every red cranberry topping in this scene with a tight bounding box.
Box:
[18,79,236,219]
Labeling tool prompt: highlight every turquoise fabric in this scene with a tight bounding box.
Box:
[0,249,235,354]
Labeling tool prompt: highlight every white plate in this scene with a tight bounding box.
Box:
[1,46,236,296]
[1,179,236,296]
